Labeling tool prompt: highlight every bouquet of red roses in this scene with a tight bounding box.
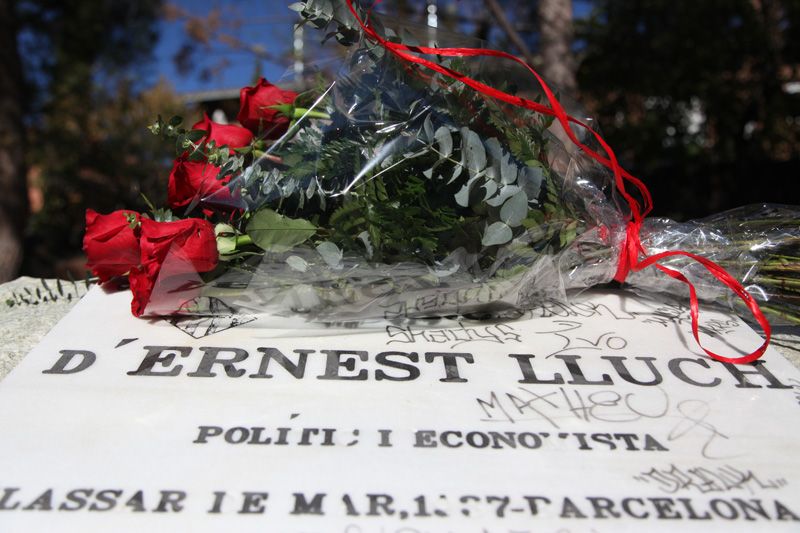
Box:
[83,0,797,364]
[83,78,303,316]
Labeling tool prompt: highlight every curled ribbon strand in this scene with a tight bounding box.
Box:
[344,0,771,364]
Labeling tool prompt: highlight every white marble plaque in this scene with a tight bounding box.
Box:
[0,286,799,532]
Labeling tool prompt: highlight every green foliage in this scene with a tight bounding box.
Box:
[17,0,179,276]
[26,79,187,275]
[245,209,318,253]
[289,0,363,45]
[576,0,800,218]
[228,31,580,277]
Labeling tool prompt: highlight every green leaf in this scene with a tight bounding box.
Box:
[499,150,518,185]
[186,129,207,143]
[148,115,164,135]
[329,201,366,232]
[316,241,343,269]
[559,220,578,248]
[482,180,498,200]
[454,175,480,207]
[482,222,513,246]
[286,255,309,272]
[500,190,529,227]
[423,115,434,143]
[519,165,544,200]
[151,208,175,222]
[448,159,464,183]
[434,126,453,159]
[483,138,502,181]
[486,185,521,207]
[461,128,486,176]
[522,209,545,228]
[246,209,317,253]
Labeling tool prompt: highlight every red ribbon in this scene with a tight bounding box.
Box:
[344,0,771,364]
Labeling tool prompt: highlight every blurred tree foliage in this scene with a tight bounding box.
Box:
[369,1,800,219]
[0,0,28,282]
[576,0,800,219]
[17,0,188,276]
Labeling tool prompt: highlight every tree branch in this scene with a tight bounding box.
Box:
[482,0,538,67]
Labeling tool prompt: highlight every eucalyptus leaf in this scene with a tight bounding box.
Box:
[482,222,513,246]
[316,241,343,269]
[286,255,309,273]
[461,128,486,176]
[423,115,434,143]
[500,152,518,185]
[485,137,503,161]
[434,126,452,159]
[281,178,299,197]
[486,185,522,207]
[454,175,481,207]
[482,180,498,200]
[186,129,206,143]
[246,209,317,253]
[448,157,464,183]
[430,261,460,277]
[519,165,544,200]
[306,178,317,199]
[500,190,529,227]
[484,137,503,181]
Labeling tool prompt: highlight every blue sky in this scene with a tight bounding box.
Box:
[154,0,298,94]
[154,0,595,95]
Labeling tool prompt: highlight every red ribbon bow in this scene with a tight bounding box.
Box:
[344,0,771,364]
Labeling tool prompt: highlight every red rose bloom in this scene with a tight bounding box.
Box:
[83,209,141,282]
[129,218,218,316]
[237,78,298,138]
[191,113,253,154]
[168,158,238,213]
